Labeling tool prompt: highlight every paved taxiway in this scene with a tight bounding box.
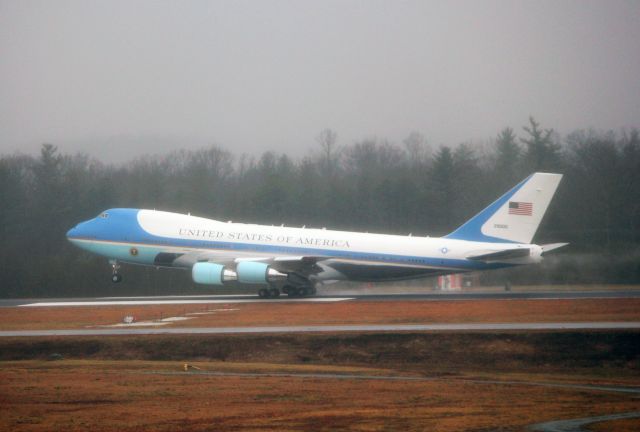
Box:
[531,411,640,432]
[2,290,640,307]
[2,321,640,337]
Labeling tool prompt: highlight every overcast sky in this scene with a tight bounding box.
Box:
[1,0,639,162]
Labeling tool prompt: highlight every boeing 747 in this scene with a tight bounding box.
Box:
[66,172,566,297]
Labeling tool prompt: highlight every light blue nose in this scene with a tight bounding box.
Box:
[66,226,79,239]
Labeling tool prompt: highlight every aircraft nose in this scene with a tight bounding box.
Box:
[66,225,79,239]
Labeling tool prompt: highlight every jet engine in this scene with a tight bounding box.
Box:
[192,262,238,285]
[236,261,287,284]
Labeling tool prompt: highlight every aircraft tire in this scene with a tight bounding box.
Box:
[287,287,300,298]
[111,274,122,283]
[269,288,280,298]
[258,288,269,298]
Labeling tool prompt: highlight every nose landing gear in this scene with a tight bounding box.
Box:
[110,260,122,283]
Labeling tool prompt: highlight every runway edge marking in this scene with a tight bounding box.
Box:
[17,298,355,307]
[1,322,640,337]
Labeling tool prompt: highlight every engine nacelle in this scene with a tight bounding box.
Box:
[236,261,287,284]
[192,262,238,285]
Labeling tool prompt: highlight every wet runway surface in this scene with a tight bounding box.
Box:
[530,411,640,432]
[2,321,640,337]
[2,290,640,307]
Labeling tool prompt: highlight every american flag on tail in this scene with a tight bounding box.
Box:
[508,201,532,216]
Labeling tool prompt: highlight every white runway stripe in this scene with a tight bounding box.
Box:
[1,322,640,337]
[97,294,256,300]
[18,298,354,307]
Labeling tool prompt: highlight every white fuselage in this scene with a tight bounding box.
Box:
[68,209,541,282]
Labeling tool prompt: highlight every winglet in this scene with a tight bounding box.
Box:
[445,173,563,244]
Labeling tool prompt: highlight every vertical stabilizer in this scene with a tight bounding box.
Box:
[445,173,562,244]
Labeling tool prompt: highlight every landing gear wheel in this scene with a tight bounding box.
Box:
[269,288,280,298]
[283,285,316,298]
[110,260,122,283]
[258,288,269,298]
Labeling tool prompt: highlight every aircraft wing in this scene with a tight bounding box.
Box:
[157,249,463,283]
[154,251,235,268]
[156,250,325,275]
[267,256,325,274]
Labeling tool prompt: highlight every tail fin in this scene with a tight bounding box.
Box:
[445,173,563,244]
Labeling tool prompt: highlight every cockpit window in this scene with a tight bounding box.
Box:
[99,212,109,219]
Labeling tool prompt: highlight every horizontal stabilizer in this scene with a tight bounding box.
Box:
[541,243,569,253]
[467,248,530,262]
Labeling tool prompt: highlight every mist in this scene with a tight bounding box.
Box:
[1,0,639,162]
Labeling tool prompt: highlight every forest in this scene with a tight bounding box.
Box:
[1,117,639,297]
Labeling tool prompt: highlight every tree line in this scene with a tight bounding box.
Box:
[1,117,639,297]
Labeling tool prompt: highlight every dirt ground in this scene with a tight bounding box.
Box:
[1,330,639,431]
[1,360,639,432]
[2,298,640,330]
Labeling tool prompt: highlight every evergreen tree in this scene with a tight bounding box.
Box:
[494,127,521,186]
[429,146,455,233]
[1,124,640,297]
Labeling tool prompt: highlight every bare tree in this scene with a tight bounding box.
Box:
[521,116,561,171]
[316,128,339,177]
[403,131,429,166]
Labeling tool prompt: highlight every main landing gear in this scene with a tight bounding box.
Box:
[110,260,123,283]
[258,287,281,299]
[256,284,317,299]
[283,284,316,298]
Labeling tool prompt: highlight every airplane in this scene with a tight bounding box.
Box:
[66,172,566,298]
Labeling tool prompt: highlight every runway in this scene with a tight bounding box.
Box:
[16,297,354,307]
[2,290,640,307]
[2,321,639,337]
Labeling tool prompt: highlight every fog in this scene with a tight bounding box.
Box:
[1,0,639,162]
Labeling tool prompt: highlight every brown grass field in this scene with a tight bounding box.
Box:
[2,298,640,330]
[1,296,639,431]
[1,358,639,432]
